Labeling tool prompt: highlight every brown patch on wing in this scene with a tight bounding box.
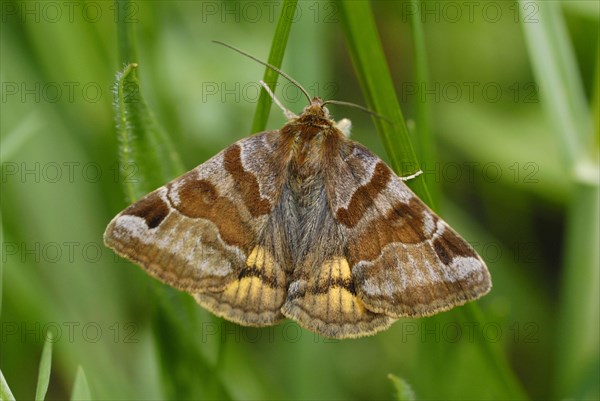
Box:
[348,198,430,264]
[223,145,271,217]
[168,178,253,249]
[122,191,169,229]
[336,162,391,227]
[433,229,477,264]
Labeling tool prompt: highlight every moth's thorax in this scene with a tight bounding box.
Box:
[276,98,342,203]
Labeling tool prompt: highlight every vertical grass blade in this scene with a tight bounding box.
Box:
[113,63,185,202]
[337,0,431,204]
[251,0,299,133]
[71,366,92,401]
[35,332,54,401]
[520,2,599,398]
[387,374,416,401]
[519,0,591,167]
[558,182,600,399]
[0,212,3,321]
[113,0,184,202]
[115,0,138,64]
[408,0,439,207]
[0,370,16,401]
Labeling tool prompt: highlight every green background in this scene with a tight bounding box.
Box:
[1,1,598,400]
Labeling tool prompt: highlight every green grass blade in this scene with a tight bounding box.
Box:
[251,0,299,133]
[0,212,3,321]
[113,63,146,202]
[115,0,138,64]
[461,303,530,399]
[408,0,439,207]
[337,0,431,204]
[557,183,600,399]
[387,374,416,401]
[113,0,184,203]
[71,366,92,401]
[553,41,600,401]
[593,43,600,157]
[520,2,599,398]
[112,64,184,203]
[0,370,16,401]
[35,332,54,401]
[519,0,591,169]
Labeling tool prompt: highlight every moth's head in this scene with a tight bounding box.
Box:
[302,97,331,120]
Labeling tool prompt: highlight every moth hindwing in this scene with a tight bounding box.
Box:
[104,98,491,339]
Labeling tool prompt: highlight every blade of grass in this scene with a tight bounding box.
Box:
[339,2,528,400]
[593,42,599,157]
[151,288,234,400]
[519,0,591,168]
[337,1,431,204]
[71,366,92,401]
[35,332,54,401]
[113,63,146,202]
[113,62,185,201]
[520,2,599,398]
[558,182,600,398]
[0,370,16,401]
[0,212,3,320]
[113,1,184,203]
[408,0,439,207]
[250,0,299,133]
[387,374,416,401]
[115,0,138,64]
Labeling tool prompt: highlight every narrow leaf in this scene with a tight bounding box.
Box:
[0,370,16,401]
[115,0,138,65]
[251,0,298,133]
[520,2,599,398]
[35,332,54,401]
[112,63,184,203]
[519,0,591,169]
[388,374,416,401]
[408,0,439,207]
[113,0,184,203]
[557,183,600,399]
[337,0,432,204]
[71,366,92,401]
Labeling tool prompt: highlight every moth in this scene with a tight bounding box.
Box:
[104,44,491,339]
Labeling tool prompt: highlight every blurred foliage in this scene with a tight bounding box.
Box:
[1,1,598,400]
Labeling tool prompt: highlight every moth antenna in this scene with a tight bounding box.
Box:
[212,40,312,104]
[259,80,297,120]
[321,100,391,123]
